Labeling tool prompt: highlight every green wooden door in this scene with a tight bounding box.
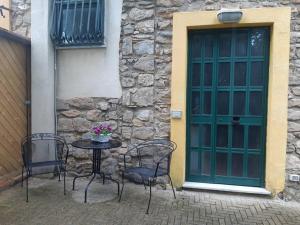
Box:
[186,27,269,187]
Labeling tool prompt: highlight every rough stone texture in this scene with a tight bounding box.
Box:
[12,0,300,202]
[118,0,300,202]
[11,0,31,37]
[57,97,122,177]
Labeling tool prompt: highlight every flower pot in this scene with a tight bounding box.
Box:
[91,134,111,143]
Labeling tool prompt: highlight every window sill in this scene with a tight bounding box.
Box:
[54,44,107,50]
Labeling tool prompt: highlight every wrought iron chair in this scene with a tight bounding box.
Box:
[119,139,177,214]
[21,133,69,202]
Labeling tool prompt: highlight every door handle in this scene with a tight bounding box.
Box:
[232,116,240,125]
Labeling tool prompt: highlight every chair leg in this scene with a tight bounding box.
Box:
[146,178,152,214]
[168,174,176,199]
[21,167,24,187]
[26,170,29,202]
[118,172,125,202]
[63,170,66,195]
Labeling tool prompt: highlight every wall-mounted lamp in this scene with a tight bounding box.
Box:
[217,8,243,24]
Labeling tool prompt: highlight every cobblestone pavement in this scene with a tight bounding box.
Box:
[1,177,300,225]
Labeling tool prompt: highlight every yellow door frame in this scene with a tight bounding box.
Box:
[170,7,291,194]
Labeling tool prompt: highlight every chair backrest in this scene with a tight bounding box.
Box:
[131,139,177,174]
[21,133,68,173]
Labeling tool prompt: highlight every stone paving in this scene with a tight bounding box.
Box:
[1,177,300,225]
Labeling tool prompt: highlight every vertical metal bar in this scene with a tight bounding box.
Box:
[71,0,78,38]
[95,0,100,32]
[86,0,92,33]
[63,0,70,38]
[100,0,104,38]
[50,0,57,38]
[57,0,63,35]
[79,0,84,36]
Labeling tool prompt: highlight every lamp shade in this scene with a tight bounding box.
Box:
[217,9,243,23]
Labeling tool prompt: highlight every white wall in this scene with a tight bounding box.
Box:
[31,0,55,133]
[57,0,123,99]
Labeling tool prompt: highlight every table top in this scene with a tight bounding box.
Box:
[71,139,122,150]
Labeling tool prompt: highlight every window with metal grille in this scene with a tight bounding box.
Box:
[50,0,105,47]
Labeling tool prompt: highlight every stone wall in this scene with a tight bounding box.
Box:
[57,97,125,177]
[11,0,30,37]
[119,0,300,201]
[10,0,300,200]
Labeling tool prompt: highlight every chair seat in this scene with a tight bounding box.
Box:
[125,167,167,180]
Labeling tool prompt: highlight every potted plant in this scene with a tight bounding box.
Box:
[91,123,112,143]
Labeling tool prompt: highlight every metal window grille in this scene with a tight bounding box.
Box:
[50,0,105,47]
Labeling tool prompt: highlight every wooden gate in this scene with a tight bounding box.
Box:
[0,28,30,188]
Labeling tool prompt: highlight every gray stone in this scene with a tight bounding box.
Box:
[68,98,94,110]
[131,87,154,106]
[97,101,109,111]
[122,126,132,139]
[292,87,300,96]
[61,110,81,118]
[121,77,135,88]
[289,122,300,132]
[132,127,154,140]
[73,148,89,160]
[135,110,152,121]
[133,40,154,55]
[106,120,118,131]
[289,110,300,121]
[133,56,155,71]
[286,154,300,170]
[108,111,118,120]
[123,24,134,34]
[135,20,154,33]
[101,158,118,175]
[73,118,91,133]
[122,90,131,106]
[137,74,154,86]
[129,8,154,21]
[57,99,69,111]
[86,110,102,121]
[123,110,134,122]
[289,99,300,107]
[122,37,132,55]
[58,118,73,132]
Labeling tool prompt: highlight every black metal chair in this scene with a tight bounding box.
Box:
[21,133,69,202]
[119,139,177,214]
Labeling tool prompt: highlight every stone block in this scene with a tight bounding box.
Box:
[133,40,154,55]
[73,118,91,133]
[97,101,109,111]
[129,8,154,21]
[123,110,134,123]
[138,74,154,86]
[135,20,154,33]
[122,37,133,55]
[86,110,102,122]
[132,127,154,140]
[133,56,155,72]
[61,110,81,118]
[131,87,154,106]
[68,98,94,110]
[58,118,73,132]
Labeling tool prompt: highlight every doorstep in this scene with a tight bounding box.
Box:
[183,182,272,196]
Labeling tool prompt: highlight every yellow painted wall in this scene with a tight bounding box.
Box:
[170,7,291,194]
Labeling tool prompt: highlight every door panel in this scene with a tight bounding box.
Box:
[187,27,269,187]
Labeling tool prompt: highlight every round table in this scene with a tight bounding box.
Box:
[71,139,121,203]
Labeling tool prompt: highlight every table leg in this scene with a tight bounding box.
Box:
[84,173,96,203]
[72,173,93,190]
